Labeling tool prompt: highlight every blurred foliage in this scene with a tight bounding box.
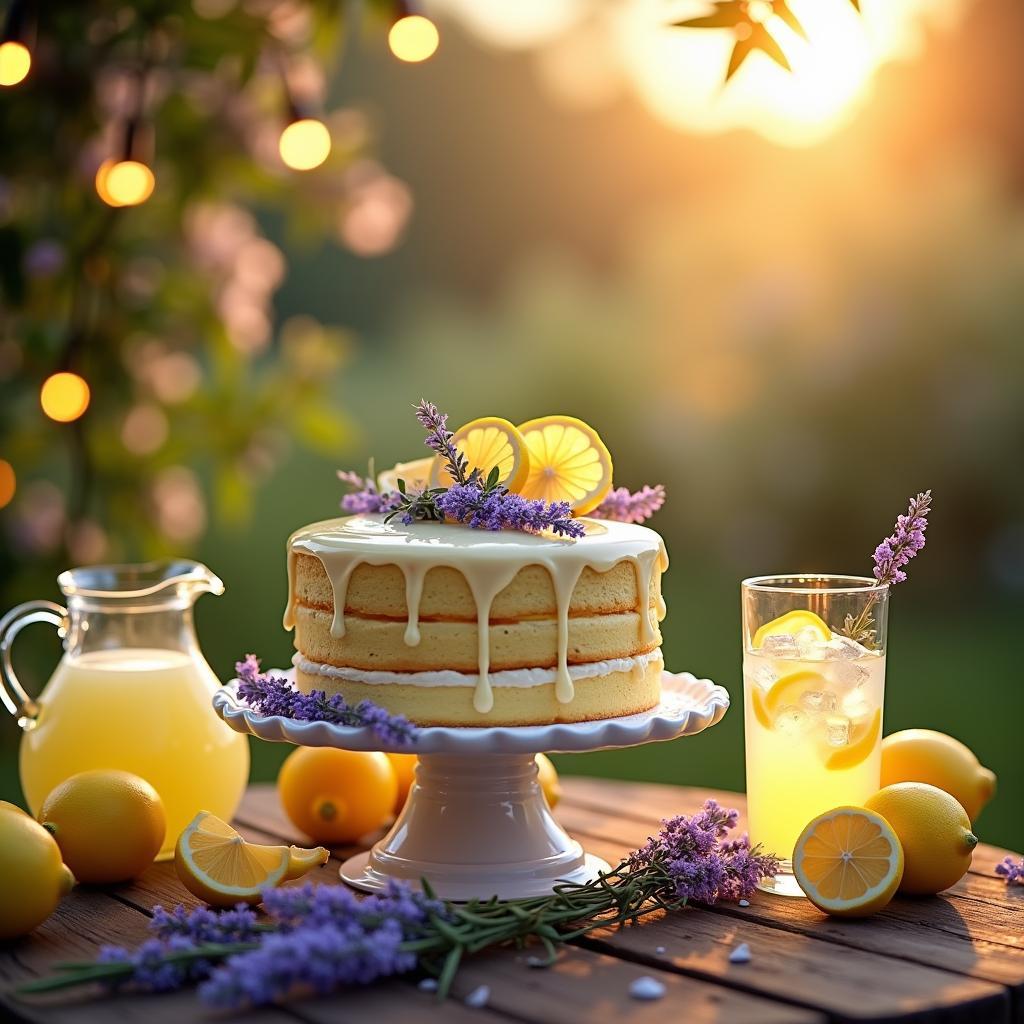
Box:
[0,0,411,580]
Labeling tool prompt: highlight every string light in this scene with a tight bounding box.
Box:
[0,39,30,86]
[388,14,439,63]
[95,157,155,207]
[278,117,331,171]
[40,372,90,423]
[0,459,15,510]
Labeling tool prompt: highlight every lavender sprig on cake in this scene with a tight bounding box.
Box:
[593,485,666,525]
[235,656,417,746]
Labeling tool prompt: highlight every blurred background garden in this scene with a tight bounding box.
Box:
[2,0,1023,850]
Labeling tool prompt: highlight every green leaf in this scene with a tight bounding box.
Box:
[486,465,500,490]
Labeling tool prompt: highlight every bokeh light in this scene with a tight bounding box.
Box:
[40,372,91,423]
[388,15,440,63]
[95,158,156,207]
[278,118,331,171]
[0,459,15,509]
[121,403,169,455]
[0,41,31,87]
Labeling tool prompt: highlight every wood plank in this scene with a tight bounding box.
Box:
[559,777,1020,882]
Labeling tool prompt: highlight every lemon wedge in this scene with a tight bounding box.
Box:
[793,806,904,917]
[516,415,613,515]
[826,708,882,771]
[431,417,530,492]
[377,457,435,495]
[174,811,328,907]
[752,609,830,649]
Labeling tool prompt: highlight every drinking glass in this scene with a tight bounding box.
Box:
[741,574,888,896]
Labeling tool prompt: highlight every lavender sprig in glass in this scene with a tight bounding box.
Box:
[840,490,932,645]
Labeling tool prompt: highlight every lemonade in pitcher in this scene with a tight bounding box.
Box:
[1,561,250,859]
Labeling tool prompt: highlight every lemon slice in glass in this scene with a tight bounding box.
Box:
[793,806,904,917]
[752,609,830,649]
[826,708,882,771]
[431,416,530,492]
[516,415,613,515]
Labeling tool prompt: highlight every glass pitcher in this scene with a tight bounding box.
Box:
[0,560,250,859]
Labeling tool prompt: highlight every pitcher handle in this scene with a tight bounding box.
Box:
[0,600,68,726]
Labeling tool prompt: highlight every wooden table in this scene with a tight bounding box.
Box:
[2,779,1022,1023]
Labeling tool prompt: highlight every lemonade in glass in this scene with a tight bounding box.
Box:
[741,575,888,896]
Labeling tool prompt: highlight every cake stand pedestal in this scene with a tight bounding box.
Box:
[213,671,729,900]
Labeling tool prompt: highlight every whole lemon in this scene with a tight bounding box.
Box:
[278,747,396,845]
[40,770,166,884]
[864,783,978,895]
[536,753,561,809]
[386,753,417,813]
[880,729,996,822]
[0,810,75,939]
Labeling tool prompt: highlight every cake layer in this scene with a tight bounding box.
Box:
[295,652,664,726]
[294,603,662,673]
[293,552,662,622]
[285,515,669,717]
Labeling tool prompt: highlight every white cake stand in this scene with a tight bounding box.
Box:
[213,670,729,900]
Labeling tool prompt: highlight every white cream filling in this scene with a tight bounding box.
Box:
[293,650,663,689]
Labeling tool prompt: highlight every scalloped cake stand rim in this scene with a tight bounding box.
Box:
[212,669,730,755]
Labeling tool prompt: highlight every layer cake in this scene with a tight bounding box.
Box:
[284,515,668,726]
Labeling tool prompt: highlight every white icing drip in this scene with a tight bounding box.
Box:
[402,563,427,647]
[294,651,663,689]
[285,515,668,717]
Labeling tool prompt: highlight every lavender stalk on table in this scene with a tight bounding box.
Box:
[995,856,1024,885]
[22,803,777,1007]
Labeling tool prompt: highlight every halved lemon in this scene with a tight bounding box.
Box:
[516,415,613,515]
[430,417,530,492]
[378,457,436,494]
[174,811,328,907]
[826,708,882,771]
[752,609,830,649]
[793,806,904,917]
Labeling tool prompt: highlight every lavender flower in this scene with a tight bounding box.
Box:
[435,484,585,538]
[198,920,416,1009]
[629,800,778,903]
[337,470,402,515]
[235,656,418,746]
[593,485,666,525]
[150,903,260,944]
[415,399,471,485]
[96,935,222,993]
[995,856,1024,885]
[872,490,932,586]
[262,880,446,933]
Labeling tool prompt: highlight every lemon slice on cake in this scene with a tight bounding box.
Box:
[516,415,613,515]
[793,806,904,917]
[431,416,530,492]
[378,457,435,494]
[175,811,328,907]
